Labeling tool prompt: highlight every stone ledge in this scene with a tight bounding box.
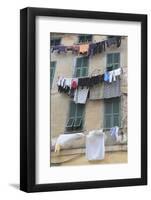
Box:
[51,144,127,157]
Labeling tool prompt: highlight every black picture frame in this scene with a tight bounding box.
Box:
[20,7,147,192]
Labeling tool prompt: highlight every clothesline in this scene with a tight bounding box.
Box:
[51,36,122,56]
[57,67,122,86]
[57,67,122,104]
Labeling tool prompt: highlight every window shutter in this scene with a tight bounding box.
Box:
[75,68,81,77]
[75,57,88,78]
[104,98,120,128]
[107,53,120,70]
[50,61,56,88]
[113,99,119,113]
[66,102,85,131]
[69,102,76,118]
[105,115,112,128]
[81,67,87,77]
[66,118,75,128]
[79,35,92,43]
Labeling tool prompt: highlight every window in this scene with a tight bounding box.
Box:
[107,36,116,39]
[79,34,92,43]
[50,38,61,46]
[107,53,120,71]
[104,98,120,128]
[66,102,85,131]
[50,61,56,88]
[75,57,89,77]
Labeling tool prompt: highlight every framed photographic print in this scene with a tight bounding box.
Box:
[20,7,147,192]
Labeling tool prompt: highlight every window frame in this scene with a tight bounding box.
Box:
[78,34,92,43]
[50,38,61,46]
[74,56,89,77]
[50,61,56,88]
[104,97,121,129]
[107,52,120,71]
[66,101,85,131]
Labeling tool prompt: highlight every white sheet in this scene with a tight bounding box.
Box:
[86,130,105,160]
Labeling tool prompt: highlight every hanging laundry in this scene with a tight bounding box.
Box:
[108,70,114,83]
[79,44,89,54]
[104,71,110,82]
[116,36,121,48]
[66,46,73,52]
[107,68,122,83]
[57,77,71,93]
[57,76,63,86]
[71,78,78,89]
[63,78,72,94]
[51,45,67,54]
[89,75,102,87]
[57,77,65,93]
[106,37,117,47]
[78,77,90,87]
[114,68,122,77]
[55,132,85,152]
[88,41,105,56]
[88,43,97,56]
[74,86,89,104]
[110,126,119,141]
[106,36,121,48]
[72,45,80,54]
[96,41,106,54]
[86,130,105,161]
[103,78,121,99]
[64,78,72,88]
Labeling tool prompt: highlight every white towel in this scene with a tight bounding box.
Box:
[86,130,105,160]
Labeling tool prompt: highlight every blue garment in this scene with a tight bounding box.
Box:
[110,126,119,141]
[104,71,109,82]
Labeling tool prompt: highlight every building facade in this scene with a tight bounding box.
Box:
[50,33,127,153]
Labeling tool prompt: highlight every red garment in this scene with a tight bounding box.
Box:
[71,79,78,89]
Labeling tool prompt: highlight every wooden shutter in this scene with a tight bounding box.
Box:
[79,35,92,43]
[66,102,76,128]
[107,53,120,71]
[104,100,113,128]
[66,102,84,131]
[104,98,120,128]
[75,57,88,77]
[50,61,56,88]
[113,98,120,127]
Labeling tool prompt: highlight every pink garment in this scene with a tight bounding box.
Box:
[71,78,78,89]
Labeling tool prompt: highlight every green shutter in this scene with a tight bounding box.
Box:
[113,99,119,113]
[76,104,84,117]
[75,57,88,77]
[107,53,120,70]
[66,102,85,131]
[81,67,87,77]
[51,38,61,46]
[50,61,56,88]
[79,35,92,43]
[66,118,75,127]
[105,115,112,128]
[74,118,82,127]
[75,68,81,77]
[104,98,120,128]
[113,114,119,126]
[69,102,76,118]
